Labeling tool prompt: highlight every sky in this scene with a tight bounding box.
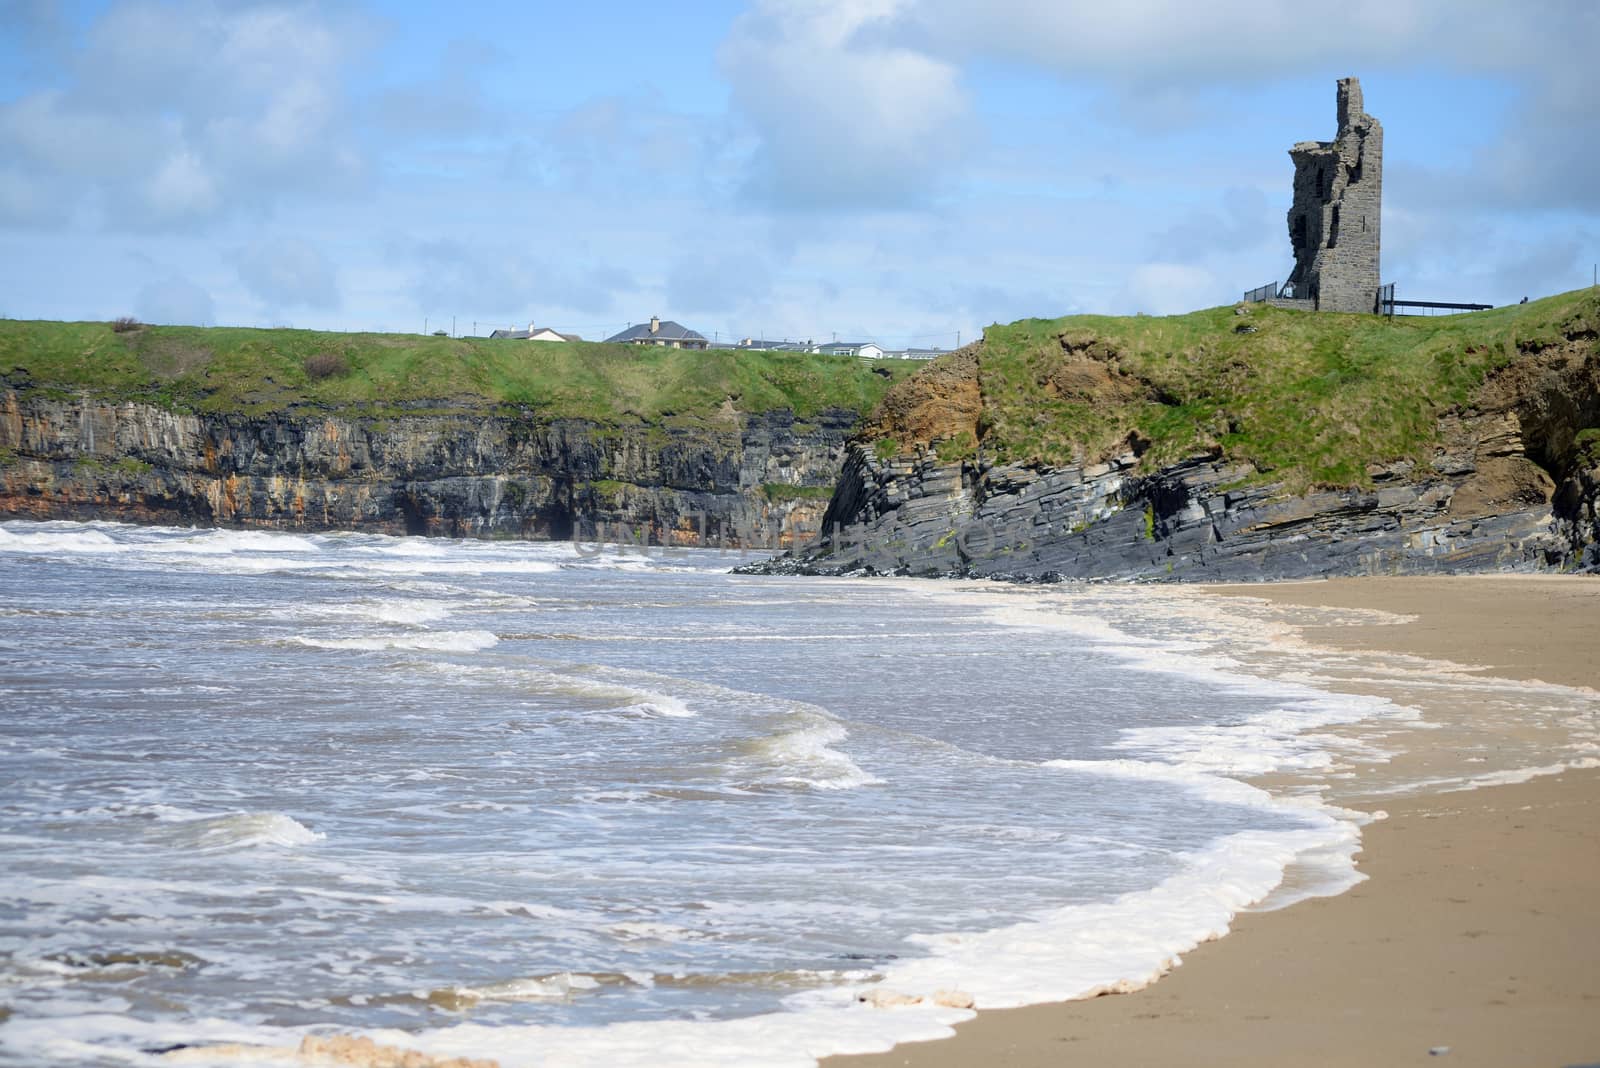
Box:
[1,0,1596,348]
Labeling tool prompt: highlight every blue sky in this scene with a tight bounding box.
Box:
[1,0,1595,347]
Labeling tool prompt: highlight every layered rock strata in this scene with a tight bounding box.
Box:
[0,389,853,547]
[755,340,1600,582]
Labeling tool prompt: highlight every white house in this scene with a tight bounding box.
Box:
[816,341,885,359]
[489,321,583,342]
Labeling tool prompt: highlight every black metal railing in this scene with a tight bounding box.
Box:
[1243,282,1277,303]
[1377,282,1396,315]
[1378,282,1490,317]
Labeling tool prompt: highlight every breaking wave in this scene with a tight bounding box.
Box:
[288,629,500,653]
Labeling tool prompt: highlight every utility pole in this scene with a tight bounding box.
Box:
[452,316,456,338]
[424,317,428,335]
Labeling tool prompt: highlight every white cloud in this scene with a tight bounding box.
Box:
[0,0,373,232]
[135,274,216,326]
[1116,263,1225,316]
[405,238,636,322]
[237,237,340,311]
[904,1,1550,88]
[720,0,972,209]
[666,252,775,314]
[144,149,220,221]
[0,166,64,226]
[896,0,1599,211]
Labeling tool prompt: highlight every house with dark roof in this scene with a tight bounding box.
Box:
[604,317,708,350]
[489,321,582,342]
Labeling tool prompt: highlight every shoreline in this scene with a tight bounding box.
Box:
[825,575,1600,1068]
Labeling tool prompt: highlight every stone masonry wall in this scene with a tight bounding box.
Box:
[1286,77,1383,314]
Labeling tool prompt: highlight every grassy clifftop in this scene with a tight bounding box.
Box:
[869,288,1600,491]
[0,320,922,424]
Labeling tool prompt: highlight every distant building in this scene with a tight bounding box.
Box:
[605,316,709,350]
[489,321,582,342]
[816,341,885,359]
[736,338,812,353]
[897,347,946,361]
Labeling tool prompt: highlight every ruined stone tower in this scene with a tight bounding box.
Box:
[1284,78,1382,313]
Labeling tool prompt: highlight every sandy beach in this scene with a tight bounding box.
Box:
[828,575,1600,1068]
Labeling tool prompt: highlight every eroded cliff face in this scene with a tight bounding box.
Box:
[767,329,1600,581]
[0,389,854,547]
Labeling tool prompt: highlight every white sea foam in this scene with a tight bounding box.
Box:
[865,819,1358,1011]
[332,559,563,577]
[289,629,500,652]
[1361,755,1600,796]
[445,972,604,1003]
[0,1012,309,1068]
[284,599,457,627]
[141,529,323,555]
[0,525,121,554]
[617,695,696,718]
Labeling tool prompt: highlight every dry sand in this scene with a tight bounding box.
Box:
[827,576,1600,1068]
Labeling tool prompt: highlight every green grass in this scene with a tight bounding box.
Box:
[966,288,1599,491]
[0,321,923,424]
[759,483,835,503]
[1574,427,1600,469]
[584,479,632,503]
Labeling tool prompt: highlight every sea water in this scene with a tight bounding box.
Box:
[0,520,1587,1066]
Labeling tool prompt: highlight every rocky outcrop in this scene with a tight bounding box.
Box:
[756,335,1600,581]
[860,343,983,446]
[0,388,854,547]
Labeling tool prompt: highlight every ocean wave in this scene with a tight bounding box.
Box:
[433,972,608,1008]
[615,695,696,718]
[0,525,121,554]
[731,709,882,791]
[281,598,457,627]
[334,559,562,577]
[426,660,696,717]
[154,811,324,852]
[138,529,323,555]
[288,629,500,653]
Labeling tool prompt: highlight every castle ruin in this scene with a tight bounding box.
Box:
[1279,78,1382,313]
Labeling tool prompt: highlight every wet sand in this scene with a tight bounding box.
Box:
[826,575,1600,1068]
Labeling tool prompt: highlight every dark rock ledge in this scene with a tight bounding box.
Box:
[743,442,1600,583]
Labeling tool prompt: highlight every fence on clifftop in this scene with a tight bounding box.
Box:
[1378,282,1492,317]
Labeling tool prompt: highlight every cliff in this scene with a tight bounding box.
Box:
[0,322,918,545]
[756,290,1600,580]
